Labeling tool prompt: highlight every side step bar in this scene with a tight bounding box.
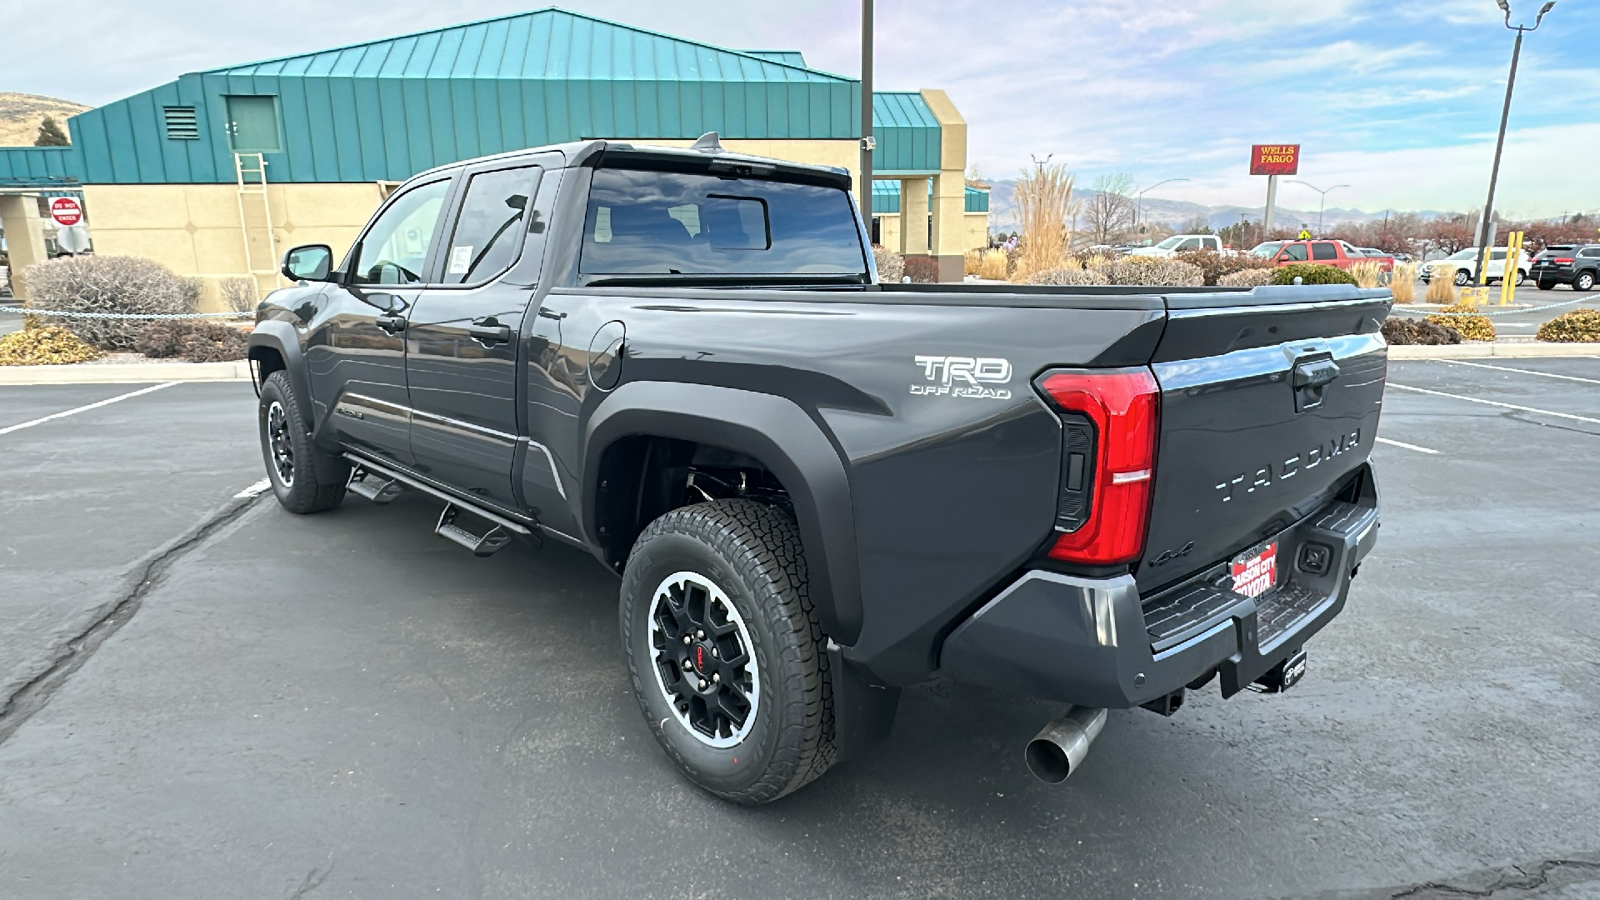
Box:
[342,454,537,558]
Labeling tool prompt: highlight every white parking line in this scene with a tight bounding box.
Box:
[1434,358,1600,386]
[1375,436,1441,454]
[233,478,272,499]
[0,382,179,436]
[1389,383,1600,425]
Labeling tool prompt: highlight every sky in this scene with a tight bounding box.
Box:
[2,0,1596,219]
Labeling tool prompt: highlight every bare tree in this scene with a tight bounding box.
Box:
[1083,173,1136,244]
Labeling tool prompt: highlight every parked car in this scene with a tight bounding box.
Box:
[249,137,1387,804]
[1260,240,1394,274]
[1420,247,1530,287]
[1128,234,1225,258]
[1529,244,1600,291]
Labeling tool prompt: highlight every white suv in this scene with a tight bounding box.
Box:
[1421,247,1530,287]
[1128,234,1225,258]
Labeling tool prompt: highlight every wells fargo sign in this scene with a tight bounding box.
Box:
[1250,144,1300,176]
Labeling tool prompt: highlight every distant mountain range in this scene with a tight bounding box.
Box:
[981,179,1447,234]
[0,93,88,147]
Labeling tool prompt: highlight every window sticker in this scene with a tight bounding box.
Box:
[448,245,473,275]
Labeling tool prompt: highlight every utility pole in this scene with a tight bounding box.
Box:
[1288,180,1350,236]
[1477,0,1556,281]
[859,0,874,236]
[1134,178,1189,238]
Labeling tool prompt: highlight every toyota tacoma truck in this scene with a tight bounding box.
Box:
[248,136,1387,805]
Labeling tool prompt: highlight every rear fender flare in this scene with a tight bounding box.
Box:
[583,381,863,644]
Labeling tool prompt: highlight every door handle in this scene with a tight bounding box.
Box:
[376,314,406,334]
[467,317,512,346]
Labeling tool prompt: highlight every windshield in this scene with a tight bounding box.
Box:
[1250,241,1285,258]
[1446,249,1477,261]
[1153,236,1186,250]
[579,168,867,277]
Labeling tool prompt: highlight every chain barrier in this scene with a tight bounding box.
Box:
[1391,295,1594,318]
[0,306,251,321]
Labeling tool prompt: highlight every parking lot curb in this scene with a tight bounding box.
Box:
[1388,343,1600,359]
[0,361,251,385]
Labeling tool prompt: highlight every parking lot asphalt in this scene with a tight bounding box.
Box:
[0,366,1597,899]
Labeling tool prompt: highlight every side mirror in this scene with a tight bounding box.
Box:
[282,245,334,283]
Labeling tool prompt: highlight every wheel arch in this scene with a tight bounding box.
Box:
[583,381,863,644]
[247,321,313,428]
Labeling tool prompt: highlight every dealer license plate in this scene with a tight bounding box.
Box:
[1231,542,1279,598]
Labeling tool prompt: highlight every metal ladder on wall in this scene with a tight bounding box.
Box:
[234,152,278,295]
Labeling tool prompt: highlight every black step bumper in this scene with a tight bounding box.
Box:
[938,477,1380,707]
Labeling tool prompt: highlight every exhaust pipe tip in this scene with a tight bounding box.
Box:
[1025,706,1108,784]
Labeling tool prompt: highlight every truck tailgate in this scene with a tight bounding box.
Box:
[1137,286,1391,592]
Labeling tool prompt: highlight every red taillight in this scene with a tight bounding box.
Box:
[1554,257,1575,265]
[1036,368,1160,565]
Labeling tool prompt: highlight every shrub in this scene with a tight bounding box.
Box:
[1349,261,1384,289]
[22,255,190,349]
[977,249,1009,281]
[1023,255,1204,287]
[964,250,982,276]
[179,276,204,313]
[904,256,940,284]
[1382,317,1462,345]
[873,246,904,283]
[220,276,260,314]
[1218,268,1276,288]
[1427,304,1495,341]
[1026,265,1099,286]
[1424,274,1457,305]
[1012,163,1078,281]
[1536,308,1600,343]
[1173,249,1276,286]
[1390,262,1419,304]
[0,324,102,366]
[1273,263,1358,286]
[134,320,249,362]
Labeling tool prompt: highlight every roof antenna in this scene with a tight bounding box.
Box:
[691,131,724,154]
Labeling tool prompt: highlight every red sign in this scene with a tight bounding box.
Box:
[1250,144,1301,176]
[50,197,83,227]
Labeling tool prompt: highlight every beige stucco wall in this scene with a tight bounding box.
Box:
[82,183,384,310]
[876,210,989,258]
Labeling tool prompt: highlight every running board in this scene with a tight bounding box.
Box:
[436,504,514,557]
[346,468,404,504]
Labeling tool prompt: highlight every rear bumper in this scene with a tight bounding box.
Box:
[938,476,1380,707]
[1529,265,1572,283]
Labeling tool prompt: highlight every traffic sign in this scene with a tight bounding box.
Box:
[50,197,83,227]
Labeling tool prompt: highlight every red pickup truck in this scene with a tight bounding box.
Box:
[1251,240,1394,273]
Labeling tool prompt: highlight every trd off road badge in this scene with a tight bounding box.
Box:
[911,356,1013,399]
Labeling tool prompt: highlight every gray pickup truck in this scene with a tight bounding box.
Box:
[248,136,1387,805]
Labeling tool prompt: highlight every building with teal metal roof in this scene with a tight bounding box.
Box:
[0,7,985,300]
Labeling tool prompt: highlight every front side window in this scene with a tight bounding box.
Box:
[1447,249,1477,261]
[1311,242,1338,261]
[1282,243,1309,261]
[1177,238,1203,251]
[442,166,542,285]
[579,169,866,276]
[1154,236,1186,251]
[352,179,450,286]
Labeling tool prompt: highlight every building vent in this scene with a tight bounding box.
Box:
[163,107,199,140]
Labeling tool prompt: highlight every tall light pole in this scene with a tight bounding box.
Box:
[1135,178,1189,240]
[859,0,874,235]
[1477,0,1555,280]
[1288,180,1350,235]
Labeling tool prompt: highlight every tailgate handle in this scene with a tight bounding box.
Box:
[1291,357,1339,412]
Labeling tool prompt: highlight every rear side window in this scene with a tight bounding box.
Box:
[1581,248,1600,258]
[1282,243,1308,261]
[443,165,541,285]
[1312,242,1338,261]
[580,169,866,276]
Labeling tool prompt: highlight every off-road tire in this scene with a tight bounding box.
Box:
[258,371,347,514]
[620,499,835,805]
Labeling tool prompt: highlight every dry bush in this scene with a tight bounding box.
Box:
[22,255,189,349]
[1027,265,1098,286]
[1536,308,1600,343]
[179,276,204,313]
[1424,275,1457,305]
[0,324,102,366]
[1350,261,1384,289]
[977,249,1009,281]
[135,320,249,362]
[1427,305,1495,341]
[1022,255,1204,287]
[220,276,259,313]
[1390,262,1419,304]
[1174,249,1275,286]
[964,250,982,276]
[873,247,905,283]
[1218,268,1276,288]
[904,256,939,284]
[1011,163,1078,282]
[1382,317,1462,345]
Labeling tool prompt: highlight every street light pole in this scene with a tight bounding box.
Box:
[1134,177,1189,239]
[1477,0,1555,281]
[859,0,874,234]
[1287,180,1350,235]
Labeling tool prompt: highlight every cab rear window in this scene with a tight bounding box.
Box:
[580,168,867,276]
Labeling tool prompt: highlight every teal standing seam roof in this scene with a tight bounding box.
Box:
[30,7,943,186]
[0,147,82,186]
[872,179,990,214]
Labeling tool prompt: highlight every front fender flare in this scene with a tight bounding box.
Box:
[247,321,313,430]
[583,382,863,645]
